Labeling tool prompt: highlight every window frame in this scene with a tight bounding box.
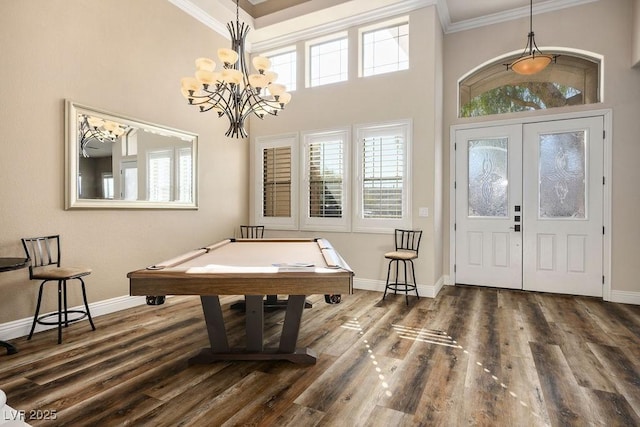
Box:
[261,46,297,92]
[306,32,349,88]
[253,133,299,230]
[353,120,412,233]
[300,127,351,232]
[359,17,410,78]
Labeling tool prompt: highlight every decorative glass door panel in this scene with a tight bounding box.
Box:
[468,138,508,218]
[538,131,586,219]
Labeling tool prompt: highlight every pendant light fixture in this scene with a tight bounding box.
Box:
[79,114,127,157]
[506,0,557,75]
[180,0,291,138]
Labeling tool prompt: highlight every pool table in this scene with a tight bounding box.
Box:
[128,238,353,364]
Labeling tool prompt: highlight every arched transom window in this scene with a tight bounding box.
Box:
[459,52,601,118]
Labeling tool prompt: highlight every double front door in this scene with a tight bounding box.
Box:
[454,116,604,297]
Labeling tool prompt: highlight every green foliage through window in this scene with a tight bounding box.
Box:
[461,83,582,117]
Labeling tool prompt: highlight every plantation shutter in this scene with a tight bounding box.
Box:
[263,146,292,217]
[362,135,404,218]
[308,139,343,218]
[177,147,192,202]
[148,150,172,202]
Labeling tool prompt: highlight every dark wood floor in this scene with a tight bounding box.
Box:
[1,286,639,426]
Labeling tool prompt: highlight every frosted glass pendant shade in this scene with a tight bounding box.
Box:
[218,48,239,65]
[252,56,271,72]
[195,57,215,71]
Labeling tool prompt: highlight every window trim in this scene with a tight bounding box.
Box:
[305,31,349,88]
[352,119,412,233]
[358,16,410,78]
[260,45,297,93]
[253,133,299,230]
[300,127,351,232]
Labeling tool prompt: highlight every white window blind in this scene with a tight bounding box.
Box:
[354,120,411,232]
[362,135,404,218]
[177,147,192,202]
[148,150,171,202]
[308,139,343,218]
[263,146,292,217]
[301,128,350,231]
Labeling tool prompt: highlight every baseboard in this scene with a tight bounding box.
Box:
[608,290,640,305]
[0,295,147,341]
[353,276,445,299]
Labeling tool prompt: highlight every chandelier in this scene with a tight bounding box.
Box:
[79,114,127,157]
[506,0,557,75]
[180,0,291,138]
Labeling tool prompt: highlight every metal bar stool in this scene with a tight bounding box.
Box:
[21,235,96,344]
[383,229,422,305]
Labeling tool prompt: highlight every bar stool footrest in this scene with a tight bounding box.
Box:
[36,310,89,326]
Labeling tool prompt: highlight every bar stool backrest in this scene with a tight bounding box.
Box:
[240,225,265,239]
[21,235,62,278]
[394,229,422,255]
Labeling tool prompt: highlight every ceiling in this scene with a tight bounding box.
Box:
[172,0,598,51]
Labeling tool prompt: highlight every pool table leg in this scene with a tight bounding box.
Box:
[200,295,229,352]
[190,294,316,365]
[245,295,264,352]
[279,295,306,353]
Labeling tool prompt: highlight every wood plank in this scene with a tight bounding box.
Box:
[0,288,638,425]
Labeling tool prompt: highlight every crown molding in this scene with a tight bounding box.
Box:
[443,0,600,34]
[252,0,435,52]
[168,0,600,51]
[168,0,231,40]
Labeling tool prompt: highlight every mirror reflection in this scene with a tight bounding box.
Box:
[66,101,198,209]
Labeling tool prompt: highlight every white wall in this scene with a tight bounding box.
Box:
[248,6,445,292]
[443,0,640,295]
[0,0,249,324]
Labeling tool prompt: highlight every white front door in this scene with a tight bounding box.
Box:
[522,117,603,296]
[454,124,523,289]
[454,116,604,297]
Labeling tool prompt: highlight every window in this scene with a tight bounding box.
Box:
[177,147,193,202]
[147,147,193,202]
[254,134,298,229]
[307,33,348,87]
[102,173,114,199]
[264,47,297,92]
[121,160,138,201]
[353,121,412,232]
[148,150,171,202]
[361,20,409,77]
[459,53,601,117]
[301,128,350,231]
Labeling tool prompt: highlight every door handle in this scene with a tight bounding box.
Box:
[509,225,521,232]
